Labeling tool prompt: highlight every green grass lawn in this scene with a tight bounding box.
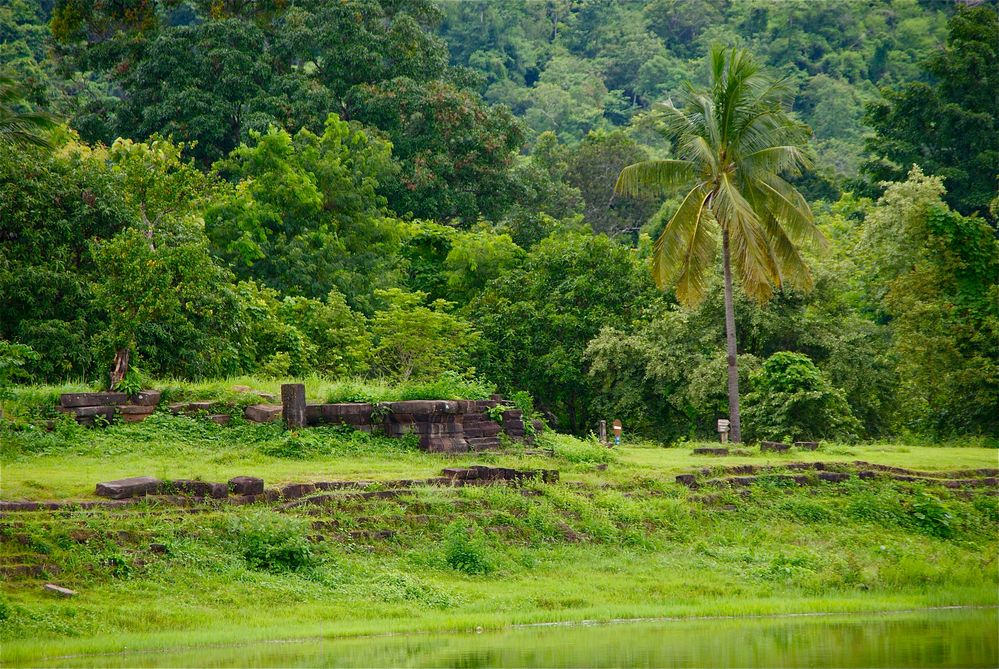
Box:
[1,384,997,665]
[2,409,996,501]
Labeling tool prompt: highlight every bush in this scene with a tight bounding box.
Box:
[743,352,862,443]
[229,511,313,572]
[443,521,494,575]
[906,491,953,539]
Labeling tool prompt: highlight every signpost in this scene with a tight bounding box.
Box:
[598,420,607,446]
[717,418,730,444]
[612,419,622,447]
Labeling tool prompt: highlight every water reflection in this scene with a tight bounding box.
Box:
[39,607,998,668]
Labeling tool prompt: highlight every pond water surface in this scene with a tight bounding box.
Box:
[39,607,998,668]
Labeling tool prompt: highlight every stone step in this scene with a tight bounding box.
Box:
[244,404,282,423]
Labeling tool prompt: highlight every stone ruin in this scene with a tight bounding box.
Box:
[55,384,540,453]
[278,384,541,453]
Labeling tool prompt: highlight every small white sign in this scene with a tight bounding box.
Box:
[717,419,730,433]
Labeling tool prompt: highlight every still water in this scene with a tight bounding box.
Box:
[40,607,998,668]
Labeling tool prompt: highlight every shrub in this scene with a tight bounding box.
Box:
[443,521,493,575]
[229,511,313,572]
[743,352,862,443]
[906,490,953,539]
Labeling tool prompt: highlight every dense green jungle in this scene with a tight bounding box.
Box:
[1,0,997,443]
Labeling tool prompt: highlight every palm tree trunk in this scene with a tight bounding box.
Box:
[721,229,742,442]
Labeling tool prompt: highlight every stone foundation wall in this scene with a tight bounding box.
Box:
[296,394,536,452]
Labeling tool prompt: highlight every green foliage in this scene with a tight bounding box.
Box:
[444,229,525,301]
[443,520,494,575]
[228,510,313,572]
[470,231,654,433]
[0,341,37,398]
[862,168,999,437]
[0,71,57,149]
[369,289,479,382]
[350,77,524,224]
[207,117,401,311]
[861,5,998,220]
[0,140,131,381]
[743,352,861,443]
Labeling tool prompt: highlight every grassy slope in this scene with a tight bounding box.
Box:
[1,382,997,664]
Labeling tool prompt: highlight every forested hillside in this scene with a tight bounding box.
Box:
[1,0,996,442]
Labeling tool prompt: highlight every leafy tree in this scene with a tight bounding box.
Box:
[0,72,57,149]
[567,129,659,238]
[615,47,824,442]
[861,5,998,221]
[369,289,479,382]
[90,226,245,384]
[470,231,653,433]
[0,140,131,381]
[236,281,371,378]
[444,229,525,302]
[861,167,999,437]
[350,77,524,224]
[742,351,861,443]
[207,116,401,311]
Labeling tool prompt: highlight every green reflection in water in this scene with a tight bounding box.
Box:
[37,607,998,668]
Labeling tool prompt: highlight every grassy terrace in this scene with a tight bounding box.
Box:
[1,382,997,665]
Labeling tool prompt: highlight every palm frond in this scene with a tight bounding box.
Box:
[757,175,826,249]
[716,173,779,301]
[652,184,716,305]
[614,159,697,198]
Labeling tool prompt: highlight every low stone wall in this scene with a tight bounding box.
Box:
[290,390,539,453]
[55,385,539,453]
[0,466,561,512]
[57,391,161,425]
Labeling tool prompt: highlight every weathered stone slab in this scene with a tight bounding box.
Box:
[693,447,730,456]
[60,405,118,418]
[280,483,316,500]
[169,480,228,498]
[761,441,791,453]
[244,404,282,423]
[314,480,375,491]
[794,441,819,450]
[206,414,231,425]
[129,390,162,406]
[60,392,127,408]
[384,400,460,414]
[818,472,850,483]
[95,476,162,500]
[281,383,306,429]
[118,405,155,415]
[43,583,77,597]
[675,474,697,487]
[228,476,264,495]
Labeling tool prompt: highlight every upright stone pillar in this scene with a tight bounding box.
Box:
[281,383,306,429]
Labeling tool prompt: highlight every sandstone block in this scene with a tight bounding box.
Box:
[760,441,791,452]
[244,404,282,423]
[95,476,162,499]
[281,483,316,500]
[60,392,127,408]
[43,584,77,597]
[228,476,264,495]
[129,390,162,406]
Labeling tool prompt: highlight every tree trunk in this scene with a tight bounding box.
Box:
[721,229,742,443]
[109,347,130,391]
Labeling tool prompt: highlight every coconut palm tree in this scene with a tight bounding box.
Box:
[615,46,824,443]
[0,73,57,149]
